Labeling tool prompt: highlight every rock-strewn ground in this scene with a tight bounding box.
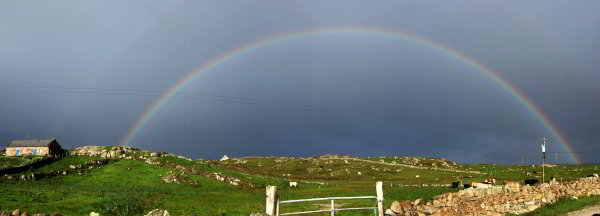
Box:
[388,176,600,216]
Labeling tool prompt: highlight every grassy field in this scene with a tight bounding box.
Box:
[1,152,599,215]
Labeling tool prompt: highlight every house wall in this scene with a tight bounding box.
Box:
[48,141,64,156]
[5,147,50,156]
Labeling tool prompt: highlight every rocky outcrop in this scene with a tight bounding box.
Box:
[69,146,191,165]
[70,146,135,158]
[163,162,248,187]
[348,158,483,175]
[144,209,169,216]
[161,171,198,185]
[387,176,600,215]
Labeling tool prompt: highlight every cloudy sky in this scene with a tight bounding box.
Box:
[1,1,599,163]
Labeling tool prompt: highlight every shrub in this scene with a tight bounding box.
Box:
[92,194,156,216]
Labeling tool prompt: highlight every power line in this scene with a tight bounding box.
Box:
[0,85,506,131]
[548,151,600,154]
[0,133,22,137]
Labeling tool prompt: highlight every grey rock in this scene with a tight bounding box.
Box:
[384,209,397,216]
[144,209,169,216]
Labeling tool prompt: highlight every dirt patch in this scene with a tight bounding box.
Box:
[567,203,600,216]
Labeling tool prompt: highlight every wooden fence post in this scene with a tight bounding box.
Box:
[266,185,278,216]
[376,181,384,216]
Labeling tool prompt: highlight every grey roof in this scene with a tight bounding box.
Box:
[7,138,57,147]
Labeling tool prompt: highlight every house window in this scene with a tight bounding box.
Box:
[32,148,38,155]
[16,148,21,156]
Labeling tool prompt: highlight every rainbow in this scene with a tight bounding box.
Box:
[119,26,579,163]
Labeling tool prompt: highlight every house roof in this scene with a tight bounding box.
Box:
[7,138,57,147]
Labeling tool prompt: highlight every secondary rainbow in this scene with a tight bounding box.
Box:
[119,26,579,163]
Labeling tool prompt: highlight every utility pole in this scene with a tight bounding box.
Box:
[541,138,547,183]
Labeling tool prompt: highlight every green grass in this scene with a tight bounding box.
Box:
[0,159,246,215]
[26,156,104,173]
[0,156,30,169]
[0,156,460,215]
[215,157,477,184]
[515,195,600,216]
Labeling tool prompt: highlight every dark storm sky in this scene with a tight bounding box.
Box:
[1,1,599,163]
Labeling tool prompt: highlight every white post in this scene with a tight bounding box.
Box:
[541,138,547,183]
[331,199,335,216]
[276,199,280,216]
[266,185,278,216]
[376,181,384,216]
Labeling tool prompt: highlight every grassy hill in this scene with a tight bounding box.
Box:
[1,147,599,215]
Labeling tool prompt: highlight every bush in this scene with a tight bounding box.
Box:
[92,194,156,216]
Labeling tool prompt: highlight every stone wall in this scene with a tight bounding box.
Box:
[387,176,600,216]
[2,159,111,181]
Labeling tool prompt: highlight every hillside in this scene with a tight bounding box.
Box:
[1,146,599,215]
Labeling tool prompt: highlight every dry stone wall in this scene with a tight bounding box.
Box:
[387,176,600,216]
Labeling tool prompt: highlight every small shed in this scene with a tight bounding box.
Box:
[5,138,63,157]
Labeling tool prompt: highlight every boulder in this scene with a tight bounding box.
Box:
[390,201,402,214]
[412,198,421,206]
[144,209,169,216]
[161,172,180,184]
[89,212,100,216]
[11,209,20,216]
[384,209,397,216]
[391,200,412,214]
